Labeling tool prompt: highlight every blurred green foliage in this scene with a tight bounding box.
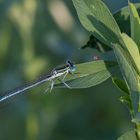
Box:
[0,0,134,140]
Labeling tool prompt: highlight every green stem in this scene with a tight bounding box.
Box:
[136,123,140,140]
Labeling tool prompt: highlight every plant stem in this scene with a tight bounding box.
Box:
[136,123,140,140]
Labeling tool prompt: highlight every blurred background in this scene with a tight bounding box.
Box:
[0,0,139,140]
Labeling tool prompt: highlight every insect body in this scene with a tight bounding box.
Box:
[0,60,76,102]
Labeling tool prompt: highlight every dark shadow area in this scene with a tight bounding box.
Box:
[87,15,122,47]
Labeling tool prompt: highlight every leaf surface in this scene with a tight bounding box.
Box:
[72,0,121,47]
[55,60,117,88]
[129,3,140,48]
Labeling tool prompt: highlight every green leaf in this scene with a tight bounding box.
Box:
[113,43,139,91]
[72,0,121,47]
[112,77,132,112]
[55,60,118,88]
[121,33,140,75]
[117,130,137,140]
[112,77,129,94]
[129,3,140,48]
[113,43,140,118]
[114,3,140,35]
[62,70,110,88]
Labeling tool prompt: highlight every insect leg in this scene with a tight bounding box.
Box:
[61,71,71,89]
[50,80,54,92]
[44,79,55,93]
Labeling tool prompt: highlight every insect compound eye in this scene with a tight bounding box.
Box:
[71,65,76,72]
[66,60,73,67]
[66,60,76,71]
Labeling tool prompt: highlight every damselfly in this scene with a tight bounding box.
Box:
[0,60,76,102]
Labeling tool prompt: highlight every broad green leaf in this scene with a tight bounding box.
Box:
[112,77,129,94]
[121,33,140,75]
[117,130,137,140]
[113,43,140,118]
[129,3,140,48]
[61,70,110,88]
[112,77,132,112]
[72,0,121,47]
[114,3,140,35]
[113,43,139,91]
[55,60,118,88]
